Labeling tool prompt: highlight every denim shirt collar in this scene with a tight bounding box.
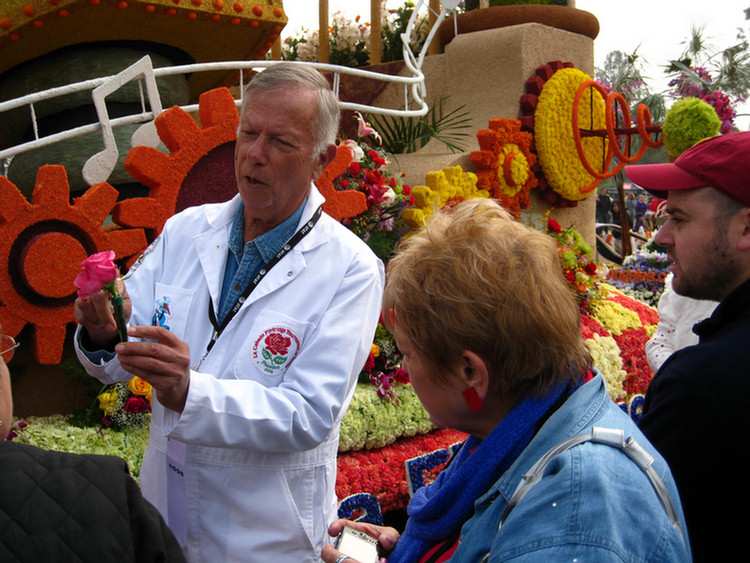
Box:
[228,199,307,263]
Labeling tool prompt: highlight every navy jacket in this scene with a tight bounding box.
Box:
[0,441,185,563]
[640,277,750,563]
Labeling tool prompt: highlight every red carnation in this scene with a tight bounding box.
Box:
[547,217,562,233]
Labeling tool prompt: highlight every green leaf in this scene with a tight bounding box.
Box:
[367,97,472,155]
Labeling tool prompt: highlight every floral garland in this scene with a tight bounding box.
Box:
[336,428,467,514]
[606,245,670,307]
[541,215,604,309]
[534,67,607,201]
[360,321,409,402]
[338,383,434,452]
[333,113,414,261]
[469,118,537,219]
[402,165,489,229]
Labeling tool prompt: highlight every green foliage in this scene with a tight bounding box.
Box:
[367,97,472,155]
[60,357,106,428]
[662,97,721,157]
[382,2,421,63]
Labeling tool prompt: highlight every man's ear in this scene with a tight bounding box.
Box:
[736,207,750,251]
[458,350,490,400]
[314,144,338,179]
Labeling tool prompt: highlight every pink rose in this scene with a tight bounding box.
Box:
[265,333,291,356]
[74,250,119,300]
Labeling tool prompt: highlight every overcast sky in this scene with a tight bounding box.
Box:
[281,0,750,129]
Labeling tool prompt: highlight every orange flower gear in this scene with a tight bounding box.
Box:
[0,165,146,364]
[470,118,537,219]
[119,87,373,246]
[315,145,368,221]
[115,87,242,246]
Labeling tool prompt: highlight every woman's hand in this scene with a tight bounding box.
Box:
[320,519,400,563]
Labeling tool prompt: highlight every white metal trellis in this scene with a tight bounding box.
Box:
[0,0,461,186]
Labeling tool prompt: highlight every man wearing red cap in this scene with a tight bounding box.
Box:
[626,131,750,563]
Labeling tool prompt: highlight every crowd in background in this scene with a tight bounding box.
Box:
[596,187,664,249]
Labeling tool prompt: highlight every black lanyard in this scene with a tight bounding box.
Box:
[199,205,323,364]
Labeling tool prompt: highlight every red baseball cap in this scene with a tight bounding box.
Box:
[625,131,750,207]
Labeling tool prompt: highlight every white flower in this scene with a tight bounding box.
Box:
[343,139,365,162]
[380,187,397,205]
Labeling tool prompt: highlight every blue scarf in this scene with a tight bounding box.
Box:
[388,383,567,563]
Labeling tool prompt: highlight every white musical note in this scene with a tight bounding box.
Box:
[82,55,163,186]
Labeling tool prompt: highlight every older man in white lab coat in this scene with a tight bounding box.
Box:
[74,63,384,563]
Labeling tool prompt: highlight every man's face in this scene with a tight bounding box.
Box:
[655,188,742,301]
[234,87,330,236]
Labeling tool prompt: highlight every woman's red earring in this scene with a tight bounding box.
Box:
[462,387,483,412]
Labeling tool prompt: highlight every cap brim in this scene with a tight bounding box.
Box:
[625,162,708,199]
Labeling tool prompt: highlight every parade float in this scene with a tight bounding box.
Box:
[1,1,679,523]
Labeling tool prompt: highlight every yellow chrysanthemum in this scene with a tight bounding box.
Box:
[535,68,606,201]
[589,300,642,336]
[97,391,119,417]
[403,166,488,228]
[585,334,627,401]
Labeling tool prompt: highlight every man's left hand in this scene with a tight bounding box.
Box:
[116,326,191,413]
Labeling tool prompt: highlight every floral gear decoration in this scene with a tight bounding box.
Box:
[0,165,146,364]
[533,66,607,201]
[469,118,537,219]
[518,61,605,206]
[402,165,489,229]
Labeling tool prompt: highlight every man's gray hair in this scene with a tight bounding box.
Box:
[241,63,340,156]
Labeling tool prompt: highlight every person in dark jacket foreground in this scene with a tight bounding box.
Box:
[626,131,750,563]
[0,330,185,563]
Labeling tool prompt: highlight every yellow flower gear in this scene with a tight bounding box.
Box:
[535,68,606,201]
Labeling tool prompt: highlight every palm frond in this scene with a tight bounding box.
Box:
[368,98,472,155]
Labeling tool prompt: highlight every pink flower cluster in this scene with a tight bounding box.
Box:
[669,67,738,133]
[336,130,413,261]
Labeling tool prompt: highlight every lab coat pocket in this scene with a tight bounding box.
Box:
[242,310,313,381]
[150,283,195,339]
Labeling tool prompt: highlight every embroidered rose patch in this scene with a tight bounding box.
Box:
[252,326,301,376]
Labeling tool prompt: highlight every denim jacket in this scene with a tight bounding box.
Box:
[448,374,691,563]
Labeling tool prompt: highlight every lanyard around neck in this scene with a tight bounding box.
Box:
[197,205,323,368]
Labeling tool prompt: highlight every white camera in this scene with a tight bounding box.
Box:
[334,526,380,563]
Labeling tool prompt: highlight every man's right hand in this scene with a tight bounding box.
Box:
[74,279,132,349]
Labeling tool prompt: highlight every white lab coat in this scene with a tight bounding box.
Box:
[75,186,385,563]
